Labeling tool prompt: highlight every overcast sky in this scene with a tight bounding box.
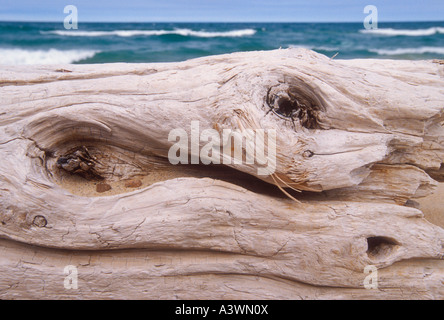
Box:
[0,0,443,22]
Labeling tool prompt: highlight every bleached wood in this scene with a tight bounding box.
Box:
[0,49,443,299]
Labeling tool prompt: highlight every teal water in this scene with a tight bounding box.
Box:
[0,21,444,64]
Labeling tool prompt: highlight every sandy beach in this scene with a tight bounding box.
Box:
[418,183,444,228]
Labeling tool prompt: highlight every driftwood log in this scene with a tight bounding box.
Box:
[0,48,443,299]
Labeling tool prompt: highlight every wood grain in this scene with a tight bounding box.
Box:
[0,48,443,299]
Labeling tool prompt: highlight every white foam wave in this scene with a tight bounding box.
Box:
[43,28,257,38]
[360,27,444,36]
[0,48,98,65]
[370,47,444,55]
[288,45,339,51]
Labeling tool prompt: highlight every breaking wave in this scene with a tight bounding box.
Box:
[360,27,444,36]
[0,48,98,64]
[370,47,444,55]
[42,28,257,38]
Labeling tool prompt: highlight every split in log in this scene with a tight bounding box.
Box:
[0,48,443,299]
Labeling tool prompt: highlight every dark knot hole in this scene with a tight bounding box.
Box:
[366,236,400,260]
[266,87,322,130]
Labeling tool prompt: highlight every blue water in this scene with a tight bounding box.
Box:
[0,21,443,64]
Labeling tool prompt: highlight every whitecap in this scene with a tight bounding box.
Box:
[42,28,257,38]
[360,27,444,36]
[288,45,339,51]
[0,48,98,64]
[370,47,444,55]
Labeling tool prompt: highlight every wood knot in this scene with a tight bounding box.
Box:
[266,84,323,129]
[366,236,399,260]
[32,215,47,228]
[57,146,103,180]
[302,150,314,158]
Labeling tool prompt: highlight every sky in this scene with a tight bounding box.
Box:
[0,0,443,22]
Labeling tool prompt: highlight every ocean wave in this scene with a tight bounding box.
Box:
[42,28,257,38]
[360,27,444,36]
[288,45,339,51]
[370,47,444,55]
[0,48,98,64]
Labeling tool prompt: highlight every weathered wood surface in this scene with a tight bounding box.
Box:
[0,48,443,299]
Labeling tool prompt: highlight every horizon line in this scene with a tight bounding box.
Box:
[1,19,444,24]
